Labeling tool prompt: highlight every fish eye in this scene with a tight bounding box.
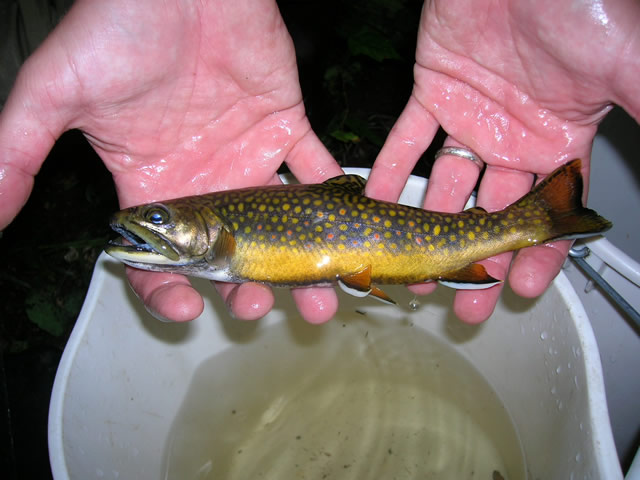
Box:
[145,206,170,225]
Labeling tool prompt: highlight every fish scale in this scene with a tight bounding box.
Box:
[202,181,551,285]
[106,159,612,303]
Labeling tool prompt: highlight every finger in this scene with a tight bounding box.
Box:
[291,287,339,325]
[366,95,440,202]
[0,69,64,228]
[452,165,534,323]
[422,137,483,212]
[509,240,572,298]
[214,282,275,321]
[126,268,204,322]
[285,128,344,182]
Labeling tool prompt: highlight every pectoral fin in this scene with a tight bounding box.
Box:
[337,265,396,304]
[437,264,502,290]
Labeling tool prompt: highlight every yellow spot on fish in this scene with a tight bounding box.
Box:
[479,218,486,225]
[467,232,476,241]
[259,204,266,212]
[507,213,514,220]
[338,244,346,250]
[460,239,466,248]
[282,204,290,211]
[390,243,397,249]
[232,222,239,230]
[294,206,302,214]
[510,226,517,234]
[494,226,501,233]
[361,213,368,220]
[483,232,489,240]
[428,244,435,252]
[313,199,323,206]
[228,204,235,212]
[364,227,372,236]
[328,214,336,222]
[238,203,244,212]
[339,224,348,231]
[389,210,397,217]
[458,220,464,228]
[364,241,371,247]
[405,244,412,252]
[384,220,392,228]
[327,203,334,210]
[450,234,457,242]
[315,225,323,233]
[433,225,441,235]
[244,226,251,234]
[384,232,392,239]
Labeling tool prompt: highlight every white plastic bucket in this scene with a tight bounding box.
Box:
[563,123,640,473]
[48,170,623,479]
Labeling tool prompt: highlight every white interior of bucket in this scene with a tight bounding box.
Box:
[48,170,622,479]
[562,113,640,473]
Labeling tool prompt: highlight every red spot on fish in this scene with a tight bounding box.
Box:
[327,233,334,240]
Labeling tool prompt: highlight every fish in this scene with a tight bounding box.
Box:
[105,159,611,304]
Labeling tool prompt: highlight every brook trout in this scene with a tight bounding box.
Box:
[106,159,611,303]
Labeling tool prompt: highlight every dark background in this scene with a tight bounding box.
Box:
[1,1,440,477]
[3,0,638,477]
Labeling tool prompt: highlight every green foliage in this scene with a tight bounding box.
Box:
[25,286,84,338]
[347,26,401,62]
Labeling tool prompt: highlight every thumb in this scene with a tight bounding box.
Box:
[0,47,75,229]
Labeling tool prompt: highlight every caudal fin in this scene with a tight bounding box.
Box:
[515,159,612,241]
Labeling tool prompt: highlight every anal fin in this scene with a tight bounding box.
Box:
[437,263,502,290]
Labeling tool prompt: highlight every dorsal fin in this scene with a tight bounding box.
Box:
[323,174,367,194]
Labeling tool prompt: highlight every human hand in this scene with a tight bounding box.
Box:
[0,0,343,323]
[367,0,640,323]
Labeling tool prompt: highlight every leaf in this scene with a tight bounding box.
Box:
[330,130,361,143]
[25,287,83,337]
[347,27,401,62]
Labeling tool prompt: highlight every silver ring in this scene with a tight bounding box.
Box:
[435,146,484,170]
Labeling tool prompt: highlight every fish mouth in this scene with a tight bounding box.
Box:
[106,221,181,264]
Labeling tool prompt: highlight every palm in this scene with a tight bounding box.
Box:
[369,0,638,322]
[0,0,342,323]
